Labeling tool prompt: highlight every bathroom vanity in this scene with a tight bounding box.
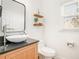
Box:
[0,38,39,59]
[0,0,39,58]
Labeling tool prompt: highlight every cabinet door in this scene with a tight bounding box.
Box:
[6,49,27,59]
[25,44,38,59]
[0,55,5,59]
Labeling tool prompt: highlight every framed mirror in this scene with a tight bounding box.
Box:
[2,0,26,33]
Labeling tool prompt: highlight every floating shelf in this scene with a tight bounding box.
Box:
[33,14,44,18]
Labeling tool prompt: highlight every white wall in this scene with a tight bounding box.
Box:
[42,0,79,59]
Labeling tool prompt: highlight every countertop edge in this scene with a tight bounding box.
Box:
[0,38,39,55]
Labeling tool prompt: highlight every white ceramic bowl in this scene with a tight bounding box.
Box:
[6,35,27,43]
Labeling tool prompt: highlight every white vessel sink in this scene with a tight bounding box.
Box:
[6,35,27,43]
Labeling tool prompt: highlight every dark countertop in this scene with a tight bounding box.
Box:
[0,38,39,55]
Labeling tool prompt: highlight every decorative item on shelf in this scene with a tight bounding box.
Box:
[33,9,44,27]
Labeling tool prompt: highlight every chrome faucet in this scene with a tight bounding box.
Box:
[3,25,14,49]
[3,25,7,49]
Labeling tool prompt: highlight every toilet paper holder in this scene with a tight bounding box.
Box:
[66,42,74,47]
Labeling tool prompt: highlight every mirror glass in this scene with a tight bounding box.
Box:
[2,0,25,32]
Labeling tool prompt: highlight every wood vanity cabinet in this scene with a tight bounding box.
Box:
[0,43,38,59]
